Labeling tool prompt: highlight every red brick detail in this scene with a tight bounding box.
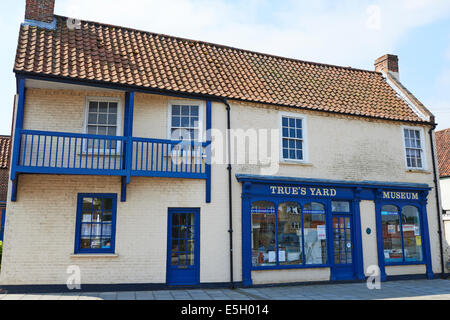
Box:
[25,0,55,23]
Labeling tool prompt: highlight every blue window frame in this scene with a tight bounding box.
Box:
[251,200,327,269]
[281,116,304,161]
[74,194,117,254]
[381,204,424,264]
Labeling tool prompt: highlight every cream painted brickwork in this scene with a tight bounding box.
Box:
[360,201,378,276]
[1,84,444,286]
[440,178,450,211]
[251,268,330,285]
[0,175,230,285]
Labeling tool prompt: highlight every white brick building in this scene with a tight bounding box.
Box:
[0,0,446,291]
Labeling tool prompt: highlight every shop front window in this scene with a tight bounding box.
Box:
[251,201,276,267]
[251,200,327,268]
[278,202,302,265]
[402,206,423,262]
[303,202,327,265]
[381,204,423,264]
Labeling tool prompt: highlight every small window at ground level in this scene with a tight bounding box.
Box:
[332,201,350,213]
[76,194,117,254]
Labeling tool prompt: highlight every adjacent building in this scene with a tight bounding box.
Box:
[0,136,10,242]
[436,128,450,262]
[0,0,446,291]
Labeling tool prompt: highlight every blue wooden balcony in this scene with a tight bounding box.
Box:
[15,130,208,179]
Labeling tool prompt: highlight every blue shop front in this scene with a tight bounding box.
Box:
[237,174,434,286]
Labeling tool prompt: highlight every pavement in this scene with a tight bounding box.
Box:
[0,279,449,300]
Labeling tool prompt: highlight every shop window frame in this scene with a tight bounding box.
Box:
[250,198,329,270]
[379,202,425,266]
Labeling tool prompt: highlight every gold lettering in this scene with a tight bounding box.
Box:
[310,188,316,196]
[284,187,291,195]
[292,187,299,195]
[323,189,330,196]
[270,186,277,194]
[401,192,406,199]
[300,187,307,196]
[277,187,284,195]
[316,188,322,196]
[383,192,389,199]
[396,192,400,199]
[412,193,419,200]
[330,189,337,197]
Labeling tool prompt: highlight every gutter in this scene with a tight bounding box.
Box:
[223,99,235,289]
[428,125,446,278]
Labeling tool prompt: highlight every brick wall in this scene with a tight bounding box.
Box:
[0,169,8,203]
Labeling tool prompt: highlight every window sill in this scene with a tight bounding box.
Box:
[70,253,119,258]
[280,160,313,167]
[405,169,431,174]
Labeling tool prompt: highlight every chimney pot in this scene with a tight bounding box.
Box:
[375,54,399,80]
[25,0,55,24]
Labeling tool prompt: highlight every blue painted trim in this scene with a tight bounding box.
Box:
[241,183,252,287]
[352,195,365,280]
[121,177,127,203]
[205,100,212,203]
[166,208,201,286]
[236,174,430,190]
[10,78,25,184]
[375,195,432,280]
[16,166,126,176]
[74,193,118,255]
[124,92,135,185]
[0,208,6,242]
[22,18,57,30]
[131,171,207,179]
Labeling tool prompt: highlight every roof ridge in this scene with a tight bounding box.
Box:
[54,14,380,76]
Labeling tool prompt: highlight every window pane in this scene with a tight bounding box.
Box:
[89,102,98,112]
[109,103,118,114]
[251,201,276,267]
[108,114,117,125]
[332,201,350,213]
[381,205,403,263]
[99,102,108,113]
[402,206,423,262]
[88,113,97,124]
[278,202,302,265]
[303,207,327,265]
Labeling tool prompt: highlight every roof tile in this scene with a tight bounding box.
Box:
[14,15,430,123]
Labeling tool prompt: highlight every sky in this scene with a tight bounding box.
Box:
[0,0,449,135]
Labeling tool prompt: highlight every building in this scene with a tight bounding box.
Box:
[0,136,10,242]
[436,128,450,262]
[0,0,447,291]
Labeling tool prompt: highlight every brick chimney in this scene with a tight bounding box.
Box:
[25,0,55,23]
[375,54,399,80]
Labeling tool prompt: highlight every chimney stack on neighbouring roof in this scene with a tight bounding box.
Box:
[375,54,399,80]
[25,0,55,24]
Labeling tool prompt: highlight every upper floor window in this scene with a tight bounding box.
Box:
[403,128,425,169]
[75,194,117,254]
[85,99,120,137]
[169,102,203,142]
[280,114,307,162]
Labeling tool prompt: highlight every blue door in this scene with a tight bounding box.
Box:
[166,208,200,286]
[332,215,355,280]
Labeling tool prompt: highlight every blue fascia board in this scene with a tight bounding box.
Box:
[235,174,430,190]
[22,18,57,31]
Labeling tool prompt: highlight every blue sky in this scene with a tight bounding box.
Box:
[0,0,449,135]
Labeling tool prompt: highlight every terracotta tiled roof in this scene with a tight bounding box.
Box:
[0,136,11,169]
[14,15,430,123]
[436,129,450,177]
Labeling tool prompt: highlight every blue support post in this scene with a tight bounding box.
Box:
[241,182,253,286]
[205,100,212,203]
[420,191,434,279]
[121,91,135,202]
[10,78,26,202]
[374,189,387,281]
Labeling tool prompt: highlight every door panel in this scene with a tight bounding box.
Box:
[332,215,355,280]
[166,209,200,285]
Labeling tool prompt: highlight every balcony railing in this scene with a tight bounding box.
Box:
[16,130,208,179]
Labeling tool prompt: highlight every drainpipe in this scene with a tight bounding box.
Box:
[428,125,446,278]
[223,99,234,289]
